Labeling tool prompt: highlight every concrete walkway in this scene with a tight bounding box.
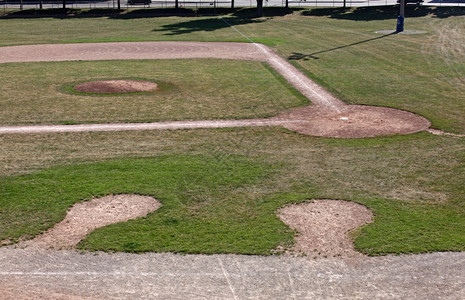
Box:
[1,248,464,299]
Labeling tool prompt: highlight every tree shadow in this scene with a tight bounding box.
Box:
[303,5,465,20]
[289,32,395,60]
[0,8,125,19]
[150,7,301,35]
[152,16,265,36]
[0,6,301,19]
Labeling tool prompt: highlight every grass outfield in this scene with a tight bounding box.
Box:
[0,7,464,255]
[0,59,306,125]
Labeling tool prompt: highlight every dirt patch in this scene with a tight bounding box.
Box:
[17,194,161,250]
[74,80,158,94]
[276,105,431,138]
[277,200,373,259]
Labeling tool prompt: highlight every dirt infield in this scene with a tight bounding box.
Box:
[0,41,431,138]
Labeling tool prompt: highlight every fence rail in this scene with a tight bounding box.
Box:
[1,0,464,10]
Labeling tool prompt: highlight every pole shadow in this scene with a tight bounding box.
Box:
[289,32,396,60]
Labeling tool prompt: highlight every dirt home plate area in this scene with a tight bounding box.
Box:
[1,42,464,299]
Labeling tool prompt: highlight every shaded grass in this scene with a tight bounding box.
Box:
[0,59,307,125]
[0,128,464,255]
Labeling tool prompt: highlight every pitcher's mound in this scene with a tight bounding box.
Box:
[74,80,158,94]
[278,105,431,138]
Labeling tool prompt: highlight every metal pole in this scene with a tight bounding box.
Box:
[396,0,405,32]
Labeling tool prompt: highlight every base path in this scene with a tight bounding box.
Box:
[0,119,298,134]
[0,41,430,138]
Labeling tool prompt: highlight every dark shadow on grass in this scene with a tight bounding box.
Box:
[0,6,301,19]
[149,8,304,36]
[303,5,465,20]
[152,16,263,35]
[0,8,125,19]
[289,32,395,60]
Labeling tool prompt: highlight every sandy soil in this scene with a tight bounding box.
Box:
[17,194,161,250]
[74,80,158,94]
[277,200,373,259]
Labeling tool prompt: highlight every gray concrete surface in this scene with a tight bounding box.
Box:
[1,248,464,299]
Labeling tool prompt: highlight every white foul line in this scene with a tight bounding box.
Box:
[0,120,305,135]
[218,257,239,300]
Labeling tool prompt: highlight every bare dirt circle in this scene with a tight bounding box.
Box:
[277,105,431,138]
[74,80,158,94]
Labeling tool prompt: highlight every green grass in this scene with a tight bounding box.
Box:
[0,129,464,255]
[0,7,464,255]
[0,59,307,125]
